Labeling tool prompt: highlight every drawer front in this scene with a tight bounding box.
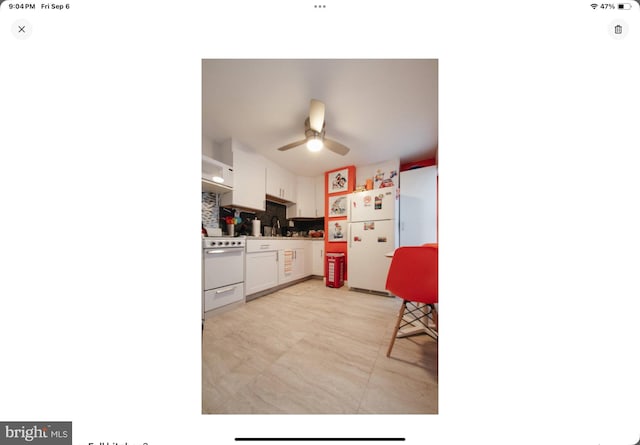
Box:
[204,283,244,312]
[247,240,278,253]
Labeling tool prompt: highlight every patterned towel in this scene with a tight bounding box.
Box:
[284,250,293,274]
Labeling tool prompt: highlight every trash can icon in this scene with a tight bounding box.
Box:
[615,24,623,34]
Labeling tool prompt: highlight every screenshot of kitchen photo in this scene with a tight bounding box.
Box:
[201,59,438,414]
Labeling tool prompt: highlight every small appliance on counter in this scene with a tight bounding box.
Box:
[204,227,222,237]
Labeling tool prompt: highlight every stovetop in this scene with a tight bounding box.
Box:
[203,236,246,248]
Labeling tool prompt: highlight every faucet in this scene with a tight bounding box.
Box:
[271,216,281,236]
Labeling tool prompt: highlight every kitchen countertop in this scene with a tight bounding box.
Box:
[245,236,325,241]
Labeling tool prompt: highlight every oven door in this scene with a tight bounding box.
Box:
[203,247,244,290]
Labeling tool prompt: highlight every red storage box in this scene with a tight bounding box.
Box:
[326,253,345,288]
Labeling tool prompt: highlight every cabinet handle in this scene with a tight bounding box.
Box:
[260,244,271,249]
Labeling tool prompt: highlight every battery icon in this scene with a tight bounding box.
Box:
[618,3,632,9]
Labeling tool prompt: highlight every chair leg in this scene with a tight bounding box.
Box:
[431,304,438,333]
[386,301,407,357]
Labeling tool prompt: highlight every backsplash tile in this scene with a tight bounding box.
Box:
[220,201,287,236]
[202,192,220,228]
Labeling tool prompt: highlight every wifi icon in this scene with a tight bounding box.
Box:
[591,3,598,8]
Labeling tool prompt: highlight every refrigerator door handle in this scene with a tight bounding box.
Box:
[348,224,351,248]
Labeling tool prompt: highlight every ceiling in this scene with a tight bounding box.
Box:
[202,59,438,177]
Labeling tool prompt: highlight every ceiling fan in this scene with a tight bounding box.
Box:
[277,99,350,156]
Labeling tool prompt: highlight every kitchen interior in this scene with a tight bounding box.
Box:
[202,59,438,413]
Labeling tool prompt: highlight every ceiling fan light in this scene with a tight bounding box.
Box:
[307,137,323,152]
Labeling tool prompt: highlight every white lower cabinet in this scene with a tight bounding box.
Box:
[245,250,278,295]
[312,241,324,276]
[246,239,315,297]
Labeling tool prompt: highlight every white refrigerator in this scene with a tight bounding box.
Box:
[399,166,437,246]
[347,188,399,293]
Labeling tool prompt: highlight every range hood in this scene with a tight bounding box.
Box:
[202,155,233,194]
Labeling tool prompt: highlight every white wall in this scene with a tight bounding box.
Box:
[202,137,233,166]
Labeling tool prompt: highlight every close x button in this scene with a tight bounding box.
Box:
[12,19,32,40]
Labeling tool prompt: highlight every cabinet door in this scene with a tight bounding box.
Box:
[265,158,282,198]
[312,242,324,276]
[246,251,278,295]
[314,174,325,217]
[220,142,266,211]
[281,169,296,202]
[265,159,296,202]
[292,248,306,279]
[288,176,315,218]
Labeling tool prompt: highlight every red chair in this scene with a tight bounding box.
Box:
[385,245,438,357]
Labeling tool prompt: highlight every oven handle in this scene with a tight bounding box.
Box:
[205,249,241,255]
[215,285,236,294]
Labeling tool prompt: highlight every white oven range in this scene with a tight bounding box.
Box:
[202,236,245,321]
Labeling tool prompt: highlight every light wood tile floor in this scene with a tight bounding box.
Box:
[202,278,438,414]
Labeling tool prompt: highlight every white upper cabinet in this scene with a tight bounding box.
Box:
[314,174,325,218]
[220,140,266,211]
[287,176,316,218]
[265,159,296,203]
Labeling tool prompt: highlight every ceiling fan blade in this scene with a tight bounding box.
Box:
[309,99,325,133]
[277,139,307,151]
[323,138,350,156]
